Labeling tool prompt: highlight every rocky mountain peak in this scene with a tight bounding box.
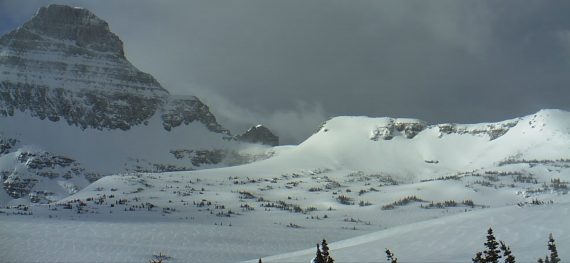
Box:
[0,5,231,133]
[237,125,279,146]
[20,4,124,56]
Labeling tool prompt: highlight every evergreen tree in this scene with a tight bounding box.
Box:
[258,258,262,263]
[474,228,507,263]
[500,241,516,263]
[320,239,335,263]
[313,244,325,263]
[483,228,502,263]
[386,249,398,263]
[538,233,561,263]
[321,239,330,260]
[547,234,560,263]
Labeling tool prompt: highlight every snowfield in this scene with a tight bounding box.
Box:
[1,109,570,262]
[256,203,570,263]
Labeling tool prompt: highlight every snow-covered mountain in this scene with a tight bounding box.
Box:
[277,109,570,180]
[2,109,567,262]
[0,5,274,205]
[1,4,568,263]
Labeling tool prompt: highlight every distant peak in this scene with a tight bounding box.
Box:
[237,125,279,146]
[21,4,124,56]
[33,5,104,27]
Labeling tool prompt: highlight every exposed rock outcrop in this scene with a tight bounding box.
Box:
[237,125,279,146]
[3,150,99,202]
[161,96,230,135]
[437,121,518,140]
[370,119,427,140]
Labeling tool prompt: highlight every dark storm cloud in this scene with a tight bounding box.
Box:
[2,1,570,144]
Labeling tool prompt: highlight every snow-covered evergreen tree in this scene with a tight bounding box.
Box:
[547,234,560,263]
[321,239,330,260]
[312,244,325,263]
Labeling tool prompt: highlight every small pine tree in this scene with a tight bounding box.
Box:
[500,241,516,263]
[258,258,262,263]
[320,239,335,263]
[547,234,560,263]
[538,233,561,263]
[474,228,511,263]
[483,228,502,263]
[386,248,398,263]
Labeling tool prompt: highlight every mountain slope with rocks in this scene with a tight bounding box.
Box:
[0,5,273,205]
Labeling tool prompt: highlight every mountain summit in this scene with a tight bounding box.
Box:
[0,5,273,205]
[21,5,126,57]
[0,4,228,131]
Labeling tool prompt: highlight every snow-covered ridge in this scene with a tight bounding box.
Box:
[318,115,519,141]
[4,109,566,262]
[272,109,570,181]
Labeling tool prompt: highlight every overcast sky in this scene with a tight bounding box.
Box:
[2,1,570,144]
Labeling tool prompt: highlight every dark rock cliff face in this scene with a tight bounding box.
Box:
[0,4,227,133]
[161,97,230,135]
[0,5,241,203]
[0,82,164,130]
[237,125,279,146]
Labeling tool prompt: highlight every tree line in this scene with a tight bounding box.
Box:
[384,228,560,263]
[149,228,560,263]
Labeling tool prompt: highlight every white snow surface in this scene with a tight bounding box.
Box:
[1,109,570,262]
